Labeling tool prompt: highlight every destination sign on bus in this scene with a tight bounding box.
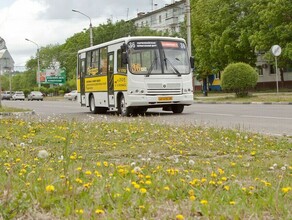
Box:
[129,41,158,49]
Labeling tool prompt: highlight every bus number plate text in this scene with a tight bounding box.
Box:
[158,96,173,101]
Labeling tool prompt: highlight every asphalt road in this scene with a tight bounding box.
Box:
[2,100,292,137]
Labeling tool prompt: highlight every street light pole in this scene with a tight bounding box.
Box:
[186,0,192,56]
[72,9,93,47]
[25,38,41,88]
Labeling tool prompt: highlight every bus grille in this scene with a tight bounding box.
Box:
[146,83,182,95]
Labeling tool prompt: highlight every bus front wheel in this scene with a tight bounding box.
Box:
[118,95,132,116]
[171,105,184,114]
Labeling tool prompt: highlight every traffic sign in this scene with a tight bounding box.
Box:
[271,45,281,57]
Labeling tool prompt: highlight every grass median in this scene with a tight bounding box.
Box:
[0,117,291,219]
[194,92,292,103]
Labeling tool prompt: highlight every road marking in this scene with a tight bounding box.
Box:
[241,115,292,120]
[196,112,234,117]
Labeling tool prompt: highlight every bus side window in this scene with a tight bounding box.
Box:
[117,49,127,73]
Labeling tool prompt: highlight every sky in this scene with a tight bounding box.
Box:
[0,0,172,70]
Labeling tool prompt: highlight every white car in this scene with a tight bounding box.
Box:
[12,91,25,101]
[64,90,77,101]
[28,91,44,101]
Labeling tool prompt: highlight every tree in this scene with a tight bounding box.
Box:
[221,62,258,97]
[250,0,292,82]
[191,0,257,94]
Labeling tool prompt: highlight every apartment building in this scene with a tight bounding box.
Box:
[132,0,186,34]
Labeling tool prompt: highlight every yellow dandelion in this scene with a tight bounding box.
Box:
[190,195,196,201]
[211,172,217,178]
[75,178,83,184]
[134,183,140,189]
[176,214,185,220]
[95,209,105,214]
[188,189,195,196]
[140,188,147,194]
[224,185,230,191]
[164,186,170,191]
[46,185,55,192]
[250,151,256,156]
[103,161,108,167]
[281,187,292,194]
[139,205,145,209]
[200,200,208,205]
[75,209,84,214]
[229,201,236,205]
[85,170,92,175]
[145,180,152,185]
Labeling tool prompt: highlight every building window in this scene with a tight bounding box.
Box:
[270,64,275,74]
[159,15,162,23]
[257,66,263,76]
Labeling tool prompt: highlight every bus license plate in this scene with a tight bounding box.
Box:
[158,96,173,101]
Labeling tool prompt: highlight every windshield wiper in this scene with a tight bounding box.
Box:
[146,57,158,77]
[164,57,181,76]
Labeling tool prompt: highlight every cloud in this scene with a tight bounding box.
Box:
[1,0,171,68]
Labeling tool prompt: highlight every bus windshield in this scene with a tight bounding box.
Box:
[128,40,190,75]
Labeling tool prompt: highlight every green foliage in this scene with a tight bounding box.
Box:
[221,62,258,97]
[191,0,257,79]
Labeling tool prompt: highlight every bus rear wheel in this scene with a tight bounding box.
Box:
[171,105,184,114]
[118,94,132,116]
[90,95,98,114]
[90,95,107,114]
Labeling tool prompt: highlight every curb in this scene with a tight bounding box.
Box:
[0,111,35,117]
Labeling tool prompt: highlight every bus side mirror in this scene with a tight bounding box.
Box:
[190,56,194,69]
[122,52,128,64]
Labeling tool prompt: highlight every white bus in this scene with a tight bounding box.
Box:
[77,36,194,116]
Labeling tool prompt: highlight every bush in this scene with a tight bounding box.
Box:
[221,62,258,97]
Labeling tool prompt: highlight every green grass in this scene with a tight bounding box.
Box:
[0,118,291,219]
[0,106,30,113]
[195,92,292,103]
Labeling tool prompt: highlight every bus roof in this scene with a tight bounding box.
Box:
[77,36,186,54]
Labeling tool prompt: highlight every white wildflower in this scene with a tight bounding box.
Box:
[20,142,25,148]
[281,166,286,171]
[133,166,142,173]
[130,162,136,167]
[38,150,49,159]
[188,160,195,166]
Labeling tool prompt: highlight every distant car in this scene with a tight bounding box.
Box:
[64,90,77,101]
[11,91,25,101]
[27,91,44,101]
[1,91,14,100]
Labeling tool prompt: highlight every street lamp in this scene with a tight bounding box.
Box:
[25,38,41,88]
[186,0,192,56]
[72,9,93,47]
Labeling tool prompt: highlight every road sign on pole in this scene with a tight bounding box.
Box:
[271,45,282,94]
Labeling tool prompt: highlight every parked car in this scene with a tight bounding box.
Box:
[11,91,25,101]
[27,91,44,101]
[64,90,77,101]
[1,91,14,100]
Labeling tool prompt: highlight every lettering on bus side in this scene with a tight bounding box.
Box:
[85,76,107,92]
[114,74,127,91]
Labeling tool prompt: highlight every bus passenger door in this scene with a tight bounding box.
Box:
[78,54,86,105]
[107,52,115,106]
